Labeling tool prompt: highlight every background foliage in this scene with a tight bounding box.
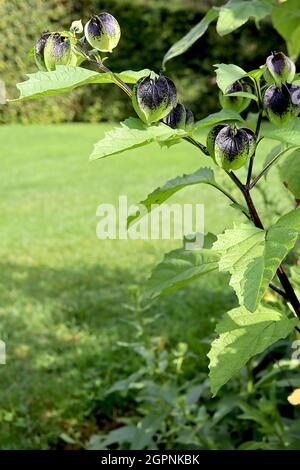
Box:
[0,0,286,124]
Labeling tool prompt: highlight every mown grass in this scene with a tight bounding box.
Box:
[0,123,274,449]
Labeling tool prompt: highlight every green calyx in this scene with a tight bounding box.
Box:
[208,124,256,171]
[34,32,80,71]
[263,84,295,126]
[132,75,177,125]
[266,51,295,87]
[84,13,121,53]
[163,103,194,130]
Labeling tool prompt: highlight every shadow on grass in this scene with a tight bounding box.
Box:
[0,260,236,449]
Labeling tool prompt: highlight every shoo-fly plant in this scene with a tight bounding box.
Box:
[10,9,300,396]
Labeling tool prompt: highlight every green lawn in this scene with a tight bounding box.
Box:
[0,123,274,449]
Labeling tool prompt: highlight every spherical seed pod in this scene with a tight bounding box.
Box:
[243,128,256,157]
[163,103,194,130]
[163,103,186,129]
[185,109,194,130]
[84,12,121,52]
[132,75,177,125]
[264,84,294,126]
[214,125,250,171]
[266,51,295,85]
[287,83,300,116]
[34,32,51,71]
[219,80,252,113]
[43,33,73,71]
[206,124,227,160]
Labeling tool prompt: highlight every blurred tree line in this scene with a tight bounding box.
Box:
[0,0,286,124]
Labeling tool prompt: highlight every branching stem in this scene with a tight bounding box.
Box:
[77,48,300,320]
[75,46,133,97]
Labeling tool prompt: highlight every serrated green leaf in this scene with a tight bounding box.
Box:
[127,167,241,228]
[193,109,243,131]
[162,8,218,69]
[90,118,186,161]
[213,209,300,312]
[279,149,300,199]
[272,0,300,60]
[144,234,219,300]
[216,0,272,36]
[12,66,152,101]
[208,304,297,395]
[263,119,300,147]
[214,63,247,93]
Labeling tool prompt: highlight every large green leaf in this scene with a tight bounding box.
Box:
[272,0,300,60]
[144,234,219,299]
[263,119,300,147]
[193,109,243,131]
[214,63,247,93]
[213,209,300,312]
[162,8,218,69]
[208,305,297,395]
[216,0,273,36]
[279,149,300,199]
[90,118,186,161]
[127,167,241,228]
[12,66,151,101]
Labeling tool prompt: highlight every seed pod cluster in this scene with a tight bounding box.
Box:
[263,51,299,126]
[34,12,121,72]
[132,75,177,125]
[207,124,256,171]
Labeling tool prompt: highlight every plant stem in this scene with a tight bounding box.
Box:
[246,111,263,188]
[184,136,210,155]
[75,46,133,97]
[77,46,300,319]
[250,147,291,189]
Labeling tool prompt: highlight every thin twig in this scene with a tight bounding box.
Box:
[75,46,133,97]
[184,136,210,155]
[269,283,288,300]
[250,147,291,189]
[246,111,263,189]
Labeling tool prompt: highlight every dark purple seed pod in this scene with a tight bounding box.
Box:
[243,128,256,157]
[214,125,252,171]
[84,12,121,52]
[43,33,74,71]
[206,124,227,160]
[34,31,51,71]
[132,75,177,125]
[264,84,294,125]
[266,51,295,85]
[287,83,300,116]
[163,103,186,129]
[185,109,194,129]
